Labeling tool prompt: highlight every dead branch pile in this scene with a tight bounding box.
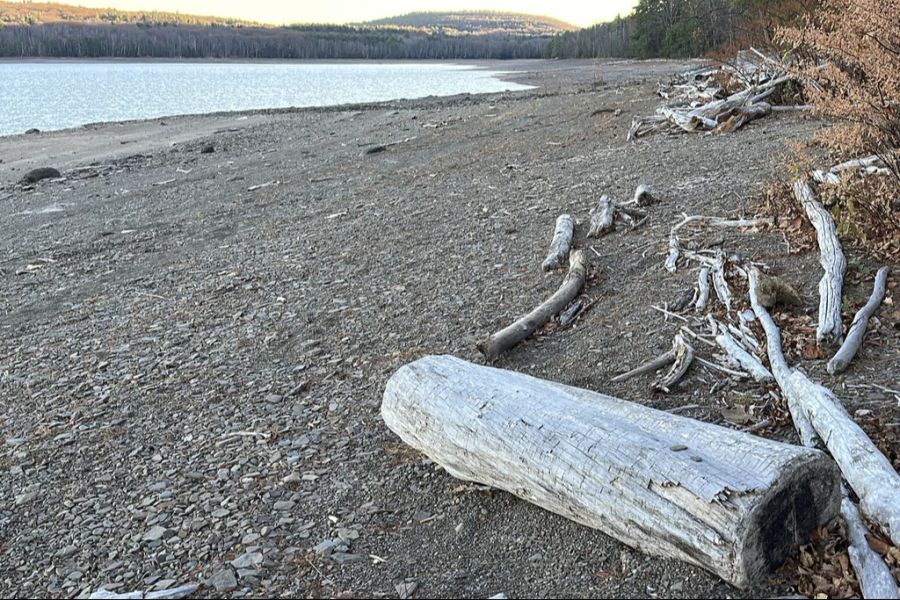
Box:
[629,49,805,141]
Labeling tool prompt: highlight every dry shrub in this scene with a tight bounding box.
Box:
[777,0,900,183]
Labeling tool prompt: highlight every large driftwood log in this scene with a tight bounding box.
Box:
[714,102,772,134]
[748,268,900,546]
[794,180,846,345]
[588,195,615,238]
[541,214,574,272]
[478,250,589,361]
[382,355,840,588]
[827,267,890,375]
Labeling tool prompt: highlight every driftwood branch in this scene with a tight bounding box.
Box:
[842,490,900,599]
[541,214,574,271]
[713,326,773,383]
[748,268,900,546]
[794,180,846,345]
[611,349,676,383]
[382,355,840,589]
[664,215,773,273]
[695,267,711,312]
[479,250,589,361]
[588,195,615,238]
[827,267,890,374]
[653,334,694,392]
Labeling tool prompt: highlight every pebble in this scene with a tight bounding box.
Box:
[230,551,263,569]
[273,500,295,511]
[396,580,418,599]
[206,568,237,593]
[14,492,37,506]
[313,540,337,556]
[143,525,168,542]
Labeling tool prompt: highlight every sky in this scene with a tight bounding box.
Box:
[42,0,640,28]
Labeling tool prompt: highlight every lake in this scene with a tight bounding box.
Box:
[0,61,534,136]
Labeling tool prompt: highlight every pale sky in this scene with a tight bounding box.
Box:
[43,0,639,28]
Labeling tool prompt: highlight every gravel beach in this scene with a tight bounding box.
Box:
[1,59,897,599]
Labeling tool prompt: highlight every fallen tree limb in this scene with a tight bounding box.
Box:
[654,334,694,392]
[479,250,589,361]
[714,327,773,383]
[842,489,900,599]
[695,267,711,312]
[382,355,840,589]
[714,102,771,134]
[794,180,846,345]
[611,349,676,383]
[664,215,773,273]
[827,267,890,375]
[588,195,615,238]
[748,268,900,546]
[712,252,733,312]
[541,214,575,272]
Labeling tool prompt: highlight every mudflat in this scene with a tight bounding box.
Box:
[1,59,896,598]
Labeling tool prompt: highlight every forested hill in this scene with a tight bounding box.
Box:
[0,1,256,26]
[361,11,576,35]
[0,2,555,59]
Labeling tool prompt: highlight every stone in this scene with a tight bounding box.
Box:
[206,568,237,593]
[336,528,359,543]
[143,525,168,542]
[330,553,364,565]
[14,492,37,506]
[201,145,215,154]
[273,500,295,511]
[21,167,61,184]
[395,581,418,599]
[313,540,336,556]
[230,551,263,569]
[242,533,260,545]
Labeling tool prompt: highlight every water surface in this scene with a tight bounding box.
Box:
[0,61,533,135]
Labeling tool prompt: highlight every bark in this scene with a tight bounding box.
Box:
[827,267,890,374]
[748,268,900,546]
[479,250,589,362]
[794,180,846,345]
[382,355,841,589]
[541,214,575,272]
[714,102,772,134]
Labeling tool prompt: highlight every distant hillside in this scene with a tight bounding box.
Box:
[0,1,256,26]
[362,11,577,36]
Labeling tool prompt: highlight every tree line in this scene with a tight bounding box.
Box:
[0,23,550,59]
[547,0,817,59]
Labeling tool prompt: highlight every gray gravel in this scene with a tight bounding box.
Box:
[1,59,897,599]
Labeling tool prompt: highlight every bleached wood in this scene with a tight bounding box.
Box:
[712,252,732,312]
[88,584,199,599]
[842,490,900,599]
[382,355,840,589]
[748,268,900,546]
[479,250,589,361]
[633,184,656,206]
[695,267,711,312]
[827,267,890,374]
[541,214,575,272]
[714,102,771,134]
[611,350,675,383]
[664,215,773,273]
[654,334,694,392]
[795,180,846,345]
[714,329,773,383]
[588,195,615,238]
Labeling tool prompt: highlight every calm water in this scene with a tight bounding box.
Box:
[0,61,534,136]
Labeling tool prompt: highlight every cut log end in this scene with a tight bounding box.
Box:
[739,455,841,584]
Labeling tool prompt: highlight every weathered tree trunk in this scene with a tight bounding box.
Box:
[382,355,840,589]
[714,102,772,134]
[478,250,589,362]
[541,214,574,272]
[587,195,615,238]
[748,268,900,546]
[794,180,846,345]
[827,267,890,374]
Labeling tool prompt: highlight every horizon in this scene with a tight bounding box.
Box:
[6,0,640,28]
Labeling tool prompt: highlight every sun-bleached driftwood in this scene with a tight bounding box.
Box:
[827,267,890,375]
[714,102,771,134]
[712,252,733,312]
[653,334,694,392]
[628,115,667,140]
[794,180,846,345]
[634,184,656,206]
[695,267,711,312]
[714,327,773,383]
[664,215,773,273]
[588,195,615,238]
[382,355,840,588]
[611,349,676,383]
[748,268,900,546]
[541,214,575,271]
[479,250,589,361]
[842,490,900,599]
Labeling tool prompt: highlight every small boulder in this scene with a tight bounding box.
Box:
[21,167,61,184]
[200,144,214,154]
[206,568,237,593]
[25,128,40,134]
